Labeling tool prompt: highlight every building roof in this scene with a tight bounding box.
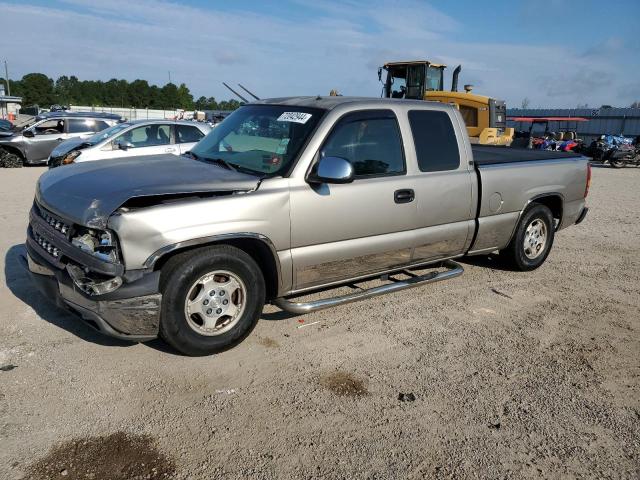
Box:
[0,95,22,104]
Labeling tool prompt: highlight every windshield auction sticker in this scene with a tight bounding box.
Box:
[277,112,312,124]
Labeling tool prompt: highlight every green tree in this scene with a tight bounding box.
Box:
[128,79,151,107]
[19,73,56,106]
[55,75,80,105]
[11,72,242,110]
[159,83,179,109]
[194,96,207,110]
[176,83,194,109]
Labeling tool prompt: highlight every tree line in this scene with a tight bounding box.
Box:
[8,73,242,111]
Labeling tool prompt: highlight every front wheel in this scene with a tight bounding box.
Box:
[0,151,23,168]
[159,245,265,356]
[500,204,555,271]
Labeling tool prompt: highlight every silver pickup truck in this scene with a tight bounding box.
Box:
[24,97,590,355]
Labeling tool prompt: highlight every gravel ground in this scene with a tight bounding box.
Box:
[1,165,638,479]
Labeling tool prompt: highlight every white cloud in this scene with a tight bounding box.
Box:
[2,0,638,107]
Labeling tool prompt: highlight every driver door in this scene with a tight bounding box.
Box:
[289,109,418,291]
[25,119,67,162]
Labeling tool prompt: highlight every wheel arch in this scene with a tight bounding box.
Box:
[505,193,563,247]
[0,144,26,160]
[147,234,282,300]
[529,193,563,228]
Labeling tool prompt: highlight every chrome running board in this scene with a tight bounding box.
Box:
[273,260,463,314]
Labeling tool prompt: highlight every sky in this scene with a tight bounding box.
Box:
[2,0,639,108]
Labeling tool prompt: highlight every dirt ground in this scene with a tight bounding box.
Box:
[0,165,638,479]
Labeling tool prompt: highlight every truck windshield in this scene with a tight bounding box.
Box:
[190,105,324,177]
[85,123,131,145]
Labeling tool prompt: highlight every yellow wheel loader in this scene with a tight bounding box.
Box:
[379,60,513,145]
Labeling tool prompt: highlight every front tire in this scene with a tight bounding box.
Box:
[500,204,555,271]
[0,150,23,168]
[159,245,265,356]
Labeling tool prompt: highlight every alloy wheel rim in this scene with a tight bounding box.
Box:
[184,270,246,336]
[523,218,547,259]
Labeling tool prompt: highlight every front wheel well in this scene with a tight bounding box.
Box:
[0,145,25,159]
[153,238,280,300]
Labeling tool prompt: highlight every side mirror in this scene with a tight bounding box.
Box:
[23,129,34,138]
[308,156,354,184]
[115,140,133,151]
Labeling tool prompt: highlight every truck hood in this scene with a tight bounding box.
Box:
[36,154,261,229]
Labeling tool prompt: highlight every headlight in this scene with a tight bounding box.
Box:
[71,229,119,263]
[62,150,82,165]
[66,264,122,295]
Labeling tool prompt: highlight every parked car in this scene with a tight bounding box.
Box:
[23,97,590,355]
[47,119,211,168]
[0,112,121,166]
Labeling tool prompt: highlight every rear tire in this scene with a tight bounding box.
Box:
[159,245,265,356]
[609,158,626,168]
[500,204,555,271]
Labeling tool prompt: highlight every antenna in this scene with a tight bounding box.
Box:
[238,84,260,100]
[222,82,249,103]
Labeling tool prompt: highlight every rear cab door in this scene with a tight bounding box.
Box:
[404,106,476,262]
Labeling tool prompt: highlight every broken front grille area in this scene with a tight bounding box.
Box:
[28,201,124,277]
[28,202,75,267]
[36,203,73,238]
[33,230,62,259]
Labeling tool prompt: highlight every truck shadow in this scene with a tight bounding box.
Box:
[459,254,516,272]
[4,244,134,348]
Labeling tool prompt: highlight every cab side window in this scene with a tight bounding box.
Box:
[408,110,460,172]
[34,119,64,135]
[176,125,205,143]
[321,110,405,177]
[116,124,171,148]
[67,119,105,134]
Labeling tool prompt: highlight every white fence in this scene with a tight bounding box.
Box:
[69,105,193,121]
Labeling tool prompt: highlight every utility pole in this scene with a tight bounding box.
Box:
[168,70,172,85]
[3,60,9,96]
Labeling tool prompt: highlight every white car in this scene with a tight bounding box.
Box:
[48,120,211,168]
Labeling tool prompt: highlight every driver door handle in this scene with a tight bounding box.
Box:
[394,189,415,204]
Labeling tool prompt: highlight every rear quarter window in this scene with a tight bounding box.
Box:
[176,125,205,143]
[408,110,460,172]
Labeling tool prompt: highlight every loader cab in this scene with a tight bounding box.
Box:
[379,59,513,146]
[380,61,445,99]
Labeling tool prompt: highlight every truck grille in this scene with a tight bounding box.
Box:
[39,206,72,236]
[33,231,62,259]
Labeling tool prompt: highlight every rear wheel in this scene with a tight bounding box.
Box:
[159,245,265,356]
[609,157,627,168]
[500,204,555,271]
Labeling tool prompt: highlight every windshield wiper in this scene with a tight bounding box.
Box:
[207,157,238,172]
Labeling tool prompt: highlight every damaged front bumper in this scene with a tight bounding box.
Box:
[22,246,161,342]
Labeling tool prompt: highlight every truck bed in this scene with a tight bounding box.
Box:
[472,145,580,165]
